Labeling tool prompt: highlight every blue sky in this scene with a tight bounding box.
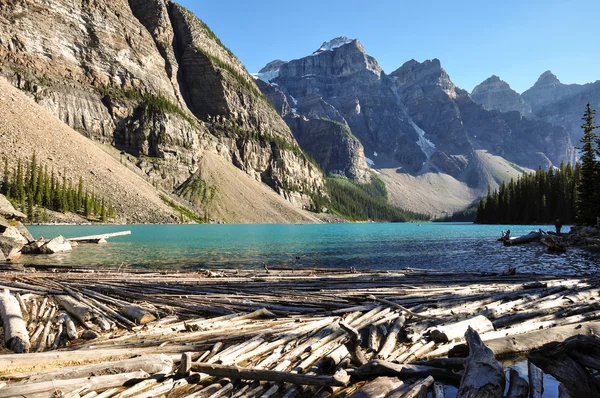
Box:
[181,0,599,93]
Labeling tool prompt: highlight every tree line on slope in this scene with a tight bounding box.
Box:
[316,174,430,222]
[475,104,599,226]
[0,153,115,223]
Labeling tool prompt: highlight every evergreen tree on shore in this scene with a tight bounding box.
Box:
[576,103,598,226]
[0,153,115,222]
[476,104,599,226]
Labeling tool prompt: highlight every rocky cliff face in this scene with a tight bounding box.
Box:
[471,75,533,117]
[521,71,600,143]
[285,116,370,183]
[0,0,324,217]
[256,39,576,212]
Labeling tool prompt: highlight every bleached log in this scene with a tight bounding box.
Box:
[457,327,505,398]
[528,335,600,398]
[428,315,494,343]
[0,370,149,398]
[0,288,31,352]
[322,345,350,372]
[353,359,461,383]
[506,368,529,398]
[377,315,405,359]
[68,231,131,243]
[0,345,195,375]
[119,304,156,325]
[339,320,367,366]
[347,377,404,398]
[58,312,79,340]
[5,354,173,382]
[113,378,158,398]
[55,295,93,325]
[190,363,350,387]
[398,376,435,398]
[528,361,544,398]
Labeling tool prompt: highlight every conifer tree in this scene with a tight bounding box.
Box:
[576,103,598,226]
[1,158,9,196]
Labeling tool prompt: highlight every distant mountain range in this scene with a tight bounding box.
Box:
[0,0,596,221]
[253,37,591,215]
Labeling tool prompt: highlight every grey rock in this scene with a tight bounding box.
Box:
[0,236,24,261]
[286,116,371,183]
[522,71,600,143]
[0,195,26,221]
[40,236,72,254]
[21,239,45,255]
[14,221,34,243]
[471,75,533,117]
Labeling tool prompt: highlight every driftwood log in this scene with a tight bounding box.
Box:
[457,327,505,398]
[0,370,149,398]
[190,363,350,387]
[347,377,404,398]
[527,335,600,398]
[506,367,529,398]
[0,289,31,353]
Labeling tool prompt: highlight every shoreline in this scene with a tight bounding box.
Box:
[0,268,597,397]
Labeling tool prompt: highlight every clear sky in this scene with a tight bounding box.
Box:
[180,0,599,94]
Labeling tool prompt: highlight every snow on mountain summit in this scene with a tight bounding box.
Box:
[313,37,354,55]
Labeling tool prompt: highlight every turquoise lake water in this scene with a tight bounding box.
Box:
[19,223,598,275]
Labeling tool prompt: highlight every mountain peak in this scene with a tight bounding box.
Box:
[313,37,355,54]
[473,75,511,93]
[534,70,561,86]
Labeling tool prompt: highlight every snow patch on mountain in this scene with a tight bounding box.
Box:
[312,37,353,55]
[252,69,280,83]
[410,120,436,159]
[365,157,375,167]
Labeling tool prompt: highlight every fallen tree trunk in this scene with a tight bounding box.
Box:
[190,363,350,387]
[68,231,131,243]
[347,377,404,398]
[5,354,173,382]
[0,345,200,375]
[527,335,600,398]
[119,304,156,325]
[0,288,31,353]
[353,359,462,383]
[506,368,529,398]
[55,295,93,325]
[484,320,600,358]
[504,231,542,246]
[457,327,505,398]
[428,315,494,343]
[0,370,149,398]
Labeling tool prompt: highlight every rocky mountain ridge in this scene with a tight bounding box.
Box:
[0,0,325,222]
[255,38,576,214]
[472,71,600,144]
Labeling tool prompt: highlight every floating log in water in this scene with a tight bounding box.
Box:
[68,231,131,244]
[504,231,543,246]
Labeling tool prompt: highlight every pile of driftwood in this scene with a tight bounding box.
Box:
[500,226,600,253]
[1,268,600,397]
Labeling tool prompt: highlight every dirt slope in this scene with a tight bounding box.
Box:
[0,78,324,224]
[378,169,478,218]
[197,153,322,224]
[0,78,179,223]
